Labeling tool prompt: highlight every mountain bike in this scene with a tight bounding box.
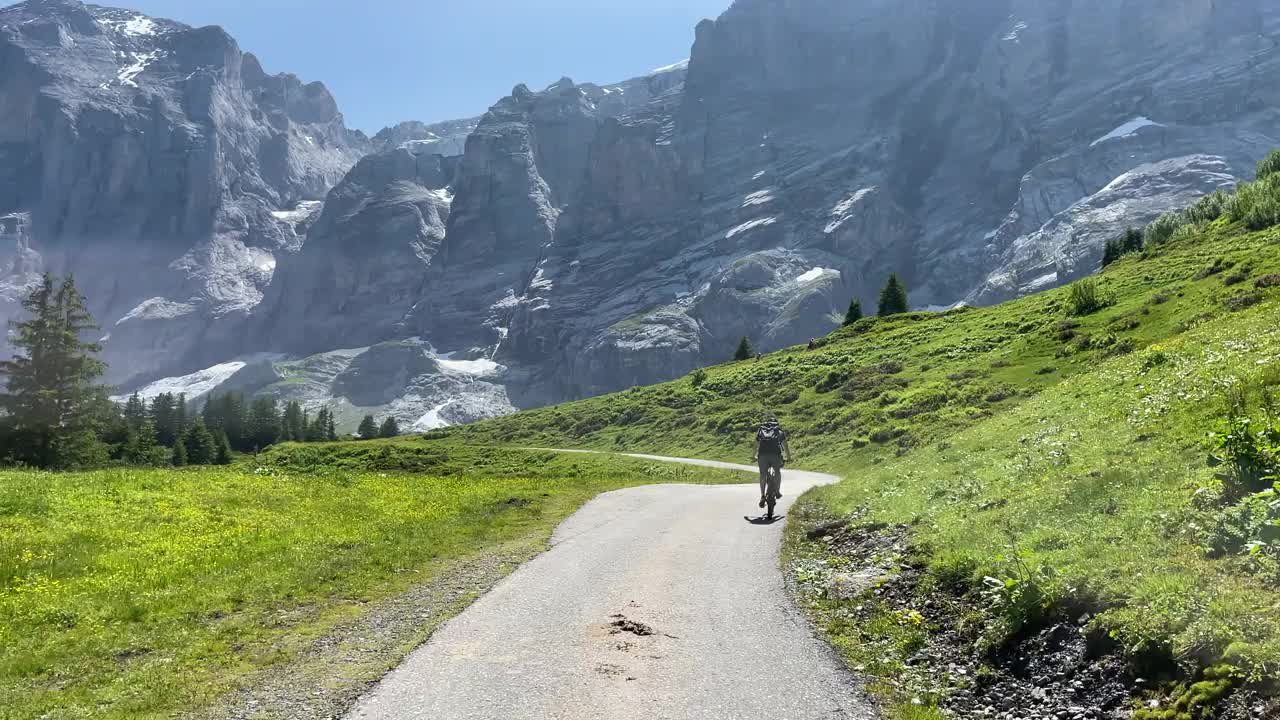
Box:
[763,464,782,520]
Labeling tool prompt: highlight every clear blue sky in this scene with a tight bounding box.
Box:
[112,0,730,133]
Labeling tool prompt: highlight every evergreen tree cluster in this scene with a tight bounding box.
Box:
[357,414,402,440]
[0,272,344,469]
[1102,227,1145,267]
[201,393,339,451]
[109,390,231,467]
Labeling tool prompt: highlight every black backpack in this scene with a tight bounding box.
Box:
[757,423,785,455]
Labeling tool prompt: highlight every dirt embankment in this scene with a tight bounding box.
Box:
[785,512,1277,720]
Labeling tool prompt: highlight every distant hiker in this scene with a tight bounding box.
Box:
[752,418,792,509]
[756,352,763,361]
[807,339,817,350]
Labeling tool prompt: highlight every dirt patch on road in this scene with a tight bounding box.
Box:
[609,615,657,637]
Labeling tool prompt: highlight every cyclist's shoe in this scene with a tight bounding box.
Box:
[759,495,767,508]
[777,491,783,499]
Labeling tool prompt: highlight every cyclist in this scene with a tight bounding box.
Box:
[752,418,792,508]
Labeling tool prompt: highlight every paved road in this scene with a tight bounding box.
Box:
[346,455,872,720]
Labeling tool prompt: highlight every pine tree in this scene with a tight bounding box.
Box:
[245,396,281,450]
[218,393,246,451]
[843,299,864,326]
[358,414,379,440]
[282,401,305,442]
[733,336,755,362]
[123,393,147,431]
[150,393,178,446]
[0,274,108,468]
[202,394,222,434]
[183,418,217,465]
[172,437,188,467]
[379,416,401,438]
[1102,239,1121,268]
[123,420,166,466]
[325,409,337,442]
[308,408,330,442]
[1122,227,1144,254]
[214,431,233,465]
[175,394,189,441]
[877,274,909,317]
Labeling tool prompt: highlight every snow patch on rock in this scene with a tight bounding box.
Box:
[117,49,163,87]
[437,357,502,377]
[726,217,777,239]
[652,59,690,75]
[743,190,775,207]
[796,267,839,284]
[826,187,877,234]
[122,361,247,402]
[1091,117,1163,147]
[122,16,157,37]
[271,200,324,225]
[412,401,455,432]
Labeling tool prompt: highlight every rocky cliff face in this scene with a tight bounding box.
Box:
[7,0,1280,432]
[0,0,369,386]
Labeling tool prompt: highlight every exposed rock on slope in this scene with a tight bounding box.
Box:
[9,0,1280,429]
[0,0,369,385]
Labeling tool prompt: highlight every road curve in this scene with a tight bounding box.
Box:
[346,455,873,720]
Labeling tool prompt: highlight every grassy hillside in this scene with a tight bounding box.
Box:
[0,444,742,719]
[453,216,1280,713]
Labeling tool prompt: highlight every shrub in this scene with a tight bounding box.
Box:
[1255,274,1280,289]
[1106,338,1136,356]
[1108,315,1140,332]
[690,367,707,387]
[1222,290,1264,312]
[1209,412,1280,499]
[1068,278,1109,316]
[1053,319,1080,342]
[1224,176,1280,230]
[1257,149,1280,181]
[1222,269,1250,286]
[869,428,896,444]
[1244,193,1280,231]
[816,369,851,394]
[1141,345,1170,371]
[1194,258,1234,280]
[1184,189,1230,225]
[984,385,1016,403]
[1146,211,1186,246]
[1169,223,1202,245]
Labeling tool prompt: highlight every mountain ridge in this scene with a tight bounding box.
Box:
[4,0,1280,433]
